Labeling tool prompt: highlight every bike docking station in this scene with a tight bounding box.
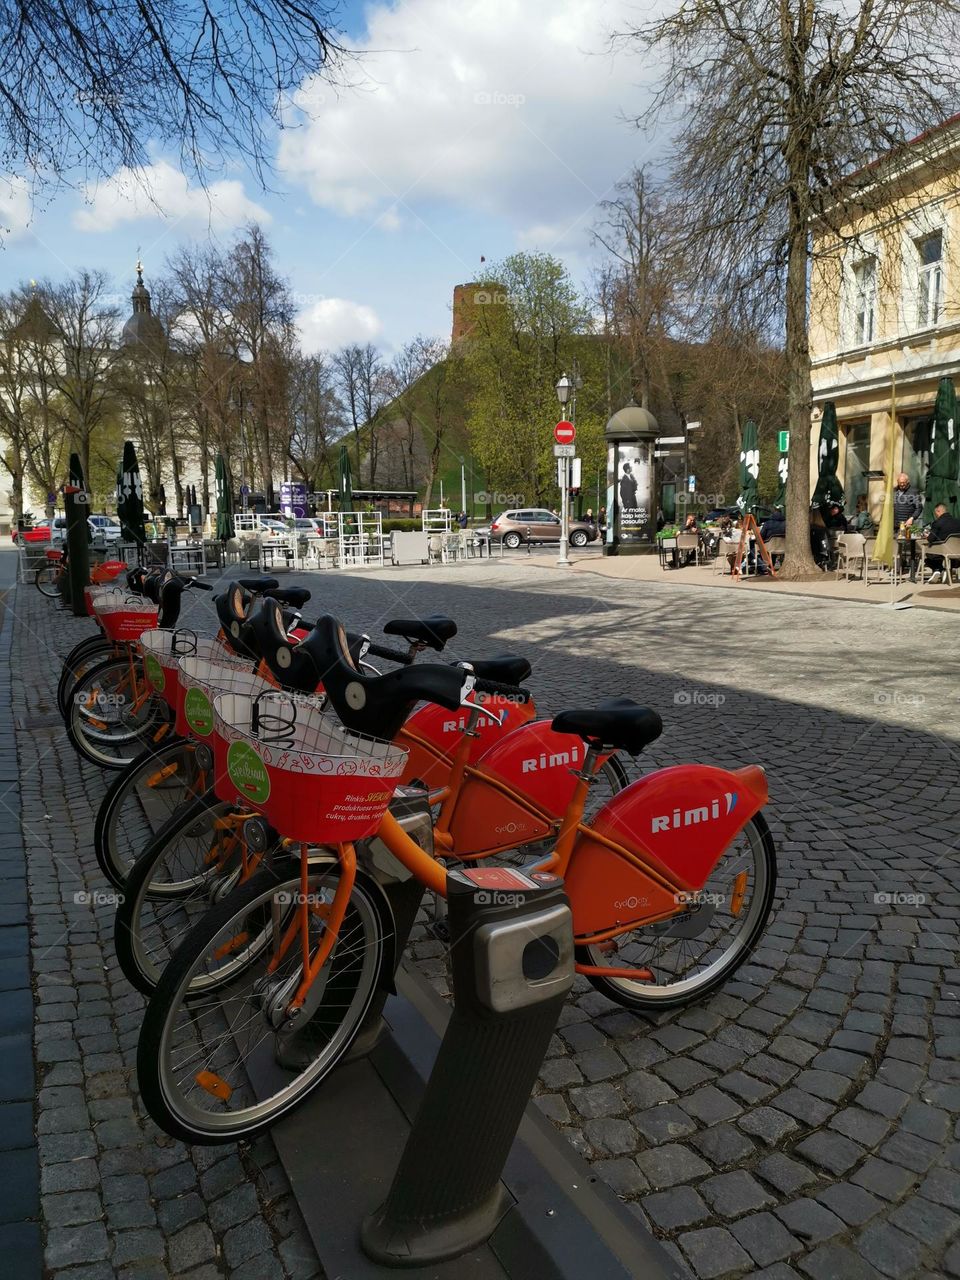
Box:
[268,860,685,1280]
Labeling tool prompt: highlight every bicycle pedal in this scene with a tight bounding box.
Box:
[426,918,451,944]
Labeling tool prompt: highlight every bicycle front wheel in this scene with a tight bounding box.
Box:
[577,812,777,1011]
[95,738,205,888]
[67,655,168,769]
[137,858,389,1144]
[57,635,114,719]
[116,793,285,996]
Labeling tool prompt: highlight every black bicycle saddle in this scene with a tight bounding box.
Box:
[240,598,367,693]
[382,616,457,651]
[552,699,662,755]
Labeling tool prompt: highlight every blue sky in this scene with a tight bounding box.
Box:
[0,0,664,353]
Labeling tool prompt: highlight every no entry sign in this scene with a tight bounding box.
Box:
[554,420,576,445]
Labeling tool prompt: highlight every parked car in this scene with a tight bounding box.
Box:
[290,517,327,537]
[12,518,54,544]
[489,508,599,549]
[87,515,122,546]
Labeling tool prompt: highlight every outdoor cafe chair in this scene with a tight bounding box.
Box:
[675,532,700,567]
[929,534,960,585]
[863,536,898,585]
[763,536,786,567]
[835,533,865,581]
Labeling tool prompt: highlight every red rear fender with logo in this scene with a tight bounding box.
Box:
[565,764,768,937]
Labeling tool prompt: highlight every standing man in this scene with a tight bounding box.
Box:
[620,462,638,510]
[892,472,925,580]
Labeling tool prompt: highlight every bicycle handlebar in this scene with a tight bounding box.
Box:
[364,640,414,666]
[472,677,532,704]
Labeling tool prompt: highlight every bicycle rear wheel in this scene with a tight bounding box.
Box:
[577,812,777,1011]
[35,565,61,598]
[67,655,168,769]
[95,738,205,888]
[137,858,389,1144]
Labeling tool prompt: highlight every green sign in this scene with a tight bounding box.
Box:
[227,739,270,805]
[144,653,165,692]
[778,430,790,453]
[184,686,214,737]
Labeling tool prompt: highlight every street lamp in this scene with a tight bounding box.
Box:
[555,372,573,567]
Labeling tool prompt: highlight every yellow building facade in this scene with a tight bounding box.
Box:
[809,119,960,519]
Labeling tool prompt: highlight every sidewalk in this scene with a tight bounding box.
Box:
[10,585,322,1279]
[569,551,960,611]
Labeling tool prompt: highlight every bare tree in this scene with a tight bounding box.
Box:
[287,353,343,493]
[43,271,123,484]
[0,0,345,200]
[622,0,960,577]
[332,343,388,485]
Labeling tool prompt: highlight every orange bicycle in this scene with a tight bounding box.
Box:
[136,614,775,1144]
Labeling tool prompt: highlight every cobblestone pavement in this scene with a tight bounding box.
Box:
[14,559,960,1280]
[12,585,321,1279]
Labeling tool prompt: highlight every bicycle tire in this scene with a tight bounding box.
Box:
[115,791,262,995]
[576,811,777,1011]
[57,635,114,719]
[35,565,62,598]
[66,655,167,769]
[94,737,203,889]
[137,857,390,1144]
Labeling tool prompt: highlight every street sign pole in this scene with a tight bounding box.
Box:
[558,455,570,567]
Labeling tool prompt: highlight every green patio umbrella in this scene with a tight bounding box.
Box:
[774,439,788,509]
[117,440,146,548]
[923,376,959,522]
[812,402,844,510]
[215,454,234,541]
[736,420,760,517]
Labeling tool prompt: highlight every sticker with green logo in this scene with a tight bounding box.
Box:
[227,739,270,805]
[144,653,165,691]
[184,687,214,736]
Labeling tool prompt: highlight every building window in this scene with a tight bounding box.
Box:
[843,422,872,514]
[901,415,933,491]
[852,258,876,346]
[916,232,942,327]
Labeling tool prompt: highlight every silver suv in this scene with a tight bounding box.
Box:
[490,508,598,549]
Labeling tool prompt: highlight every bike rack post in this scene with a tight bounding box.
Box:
[361,866,574,1266]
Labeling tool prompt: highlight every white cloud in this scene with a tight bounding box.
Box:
[298,297,383,352]
[73,161,271,232]
[0,176,32,238]
[278,0,661,242]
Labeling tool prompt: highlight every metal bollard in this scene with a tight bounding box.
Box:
[361,866,574,1266]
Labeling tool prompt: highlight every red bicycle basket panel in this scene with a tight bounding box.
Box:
[212,691,408,844]
[90,560,127,583]
[139,629,199,710]
[97,599,159,644]
[175,650,271,741]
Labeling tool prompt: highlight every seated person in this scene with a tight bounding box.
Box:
[759,510,785,541]
[849,495,874,534]
[810,509,831,569]
[924,502,960,583]
[823,501,847,531]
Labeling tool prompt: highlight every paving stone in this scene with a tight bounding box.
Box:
[45,1222,110,1270]
[794,1131,864,1176]
[583,1117,638,1156]
[168,1221,217,1274]
[593,1157,648,1197]
[643,1186,712,1231]
[856,1081,910,1118]
[718,1071,776,1105]
[569,1082,626,1120]
[738,1107,799,1146]
[798,1241,888,1279]
[774,1197,846,1244]
[575,1046,625,1082]
[888,1194,960,1249]
[635,1144,712,1189]
[857,1219,926,1277]
[623,1070,677,1108]
[851,1157,917,1202]
[110,1229,165,1266]
[814,1181,883,1226]
[632,1103,698,1145]
[681,1085,742,1126]
[730,1212,802,1267]
[679,1226,753,1278]
[689,1122,756,1169]
[700,1170,775,1218]
[828,1107,892,1148]
[221,1216,274,1268]
[756,1153,819,1196]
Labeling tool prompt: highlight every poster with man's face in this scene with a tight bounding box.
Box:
[609,443,652,542]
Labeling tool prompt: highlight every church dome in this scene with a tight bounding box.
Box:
[121,262,165,352]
